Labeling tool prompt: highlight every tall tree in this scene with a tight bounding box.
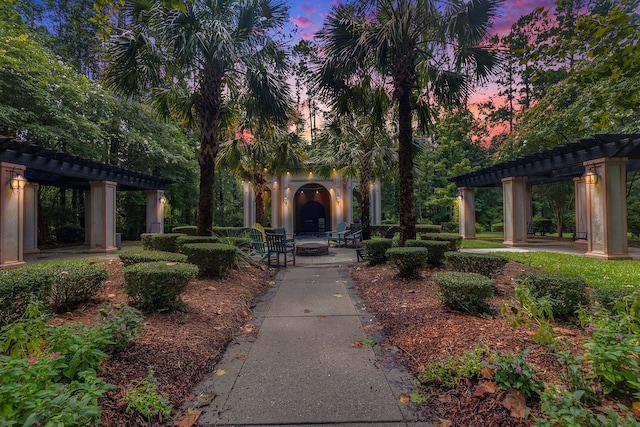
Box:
[316,0,499,244]
[104,0,291,235]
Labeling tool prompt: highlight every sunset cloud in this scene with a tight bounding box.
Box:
[299,3,317,15]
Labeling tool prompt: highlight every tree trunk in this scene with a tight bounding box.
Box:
[196,67,224,236]
[396,84,416,245]
[360,156,372,241]
[254,173,268,226]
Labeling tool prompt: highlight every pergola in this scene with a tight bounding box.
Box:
[0,139,172,267]
[450,133,640,260]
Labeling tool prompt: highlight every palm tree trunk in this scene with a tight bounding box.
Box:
[397,86,416,245]
[254,173,268,226]
[360,157,372,240]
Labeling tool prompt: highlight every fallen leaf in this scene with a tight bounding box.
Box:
[407,289,416,293]
[480,366,494,379]
[399,394,410,404]
[332,293,343,298]
[501,388,528,419]
[173,409,202,427]
[195,394,216,407]
[473,381,497,397]
[351,341,363,348]
[317,315,327,319]
[632,401,640,418]
[268,280,276,286]
[108,294,116,298]
[166,262,177,266]
[364,324,382,331]
[437,394,452,404]
[304,309,313,313]
[336,280,347,283]
[438,418,452,427]
[235,353,248,360]
[214,369,225,376]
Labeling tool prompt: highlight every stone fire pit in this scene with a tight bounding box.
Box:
[296,242,329,256]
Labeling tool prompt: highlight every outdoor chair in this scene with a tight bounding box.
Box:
[383,226,396,239]
[253,222,266,241]
[247,227,267,262]
[344,224,362,248]
[326,221,348,247]
[266,232,296,267]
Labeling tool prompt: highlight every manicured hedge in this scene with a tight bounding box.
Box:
[386,247,428,278]
[444,252,508,277]
[0,267,54,325]
[516,272,589,320]
[181,243,237,277]
[418,233,462,251]
[176,235,221,253]
[434,271,494,314]
[370,224,442,237]
[124,261,198,310]
[362,239,394,264]
[172,226,198,236]
[406,240,449,266]
[50,264,109,311]
[118,247,188,267]
[140,233,185,252]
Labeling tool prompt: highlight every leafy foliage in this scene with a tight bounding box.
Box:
[140,233,185,253]
[49,264,109,311]
[362,239,394,264]
[420,340,491,388]
[434,271,495,314]
[444,252,508,277]
[181,243,237,277]
[517,272,589,320]
[405,240,449,266]
[0,267,54,326]
[418,233,462,251]
[486,349,543,397]
[125,367,172,421]
[118,248,188,267]
[124,261,198,311]
[385,247,428,279]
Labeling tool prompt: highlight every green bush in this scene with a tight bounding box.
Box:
[590,287,638,311]
[444,252,509,277]
[533,218,554,235]
[362,239,394,264]
[181,243,237,277]
[171,225,198,235]
[434,271,495,314]
[418,233,462,251]
[440,221,459,233]
[119,247,188,266]
[56,223,85,243]
[370,225,396,237]
[50,264,109,311]
[491,222,504,232]
[386,247,428,278]
[517,272,589,320]
[416,224,442,234]
[140,233,185,252]
[0,267,54,325]
[406,240,449,266]
[212,227,245,237]
[124,261,198,310]
[176,235,221,253]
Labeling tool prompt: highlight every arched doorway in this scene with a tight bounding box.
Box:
[295,184,331,235]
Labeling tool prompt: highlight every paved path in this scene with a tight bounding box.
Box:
[191,262,434,427]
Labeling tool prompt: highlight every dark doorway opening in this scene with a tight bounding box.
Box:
[295,184,330,235]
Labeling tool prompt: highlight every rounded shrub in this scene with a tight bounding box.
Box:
[181,243,237,277]
[118,247,188,267]
[406,240,449,266]
[386,247,428,278]
[444,252,508,277]
[516,272,589,320]
[434,271,494,314]
[415,224,442,234]
[212,227,245,237]
[362,239,394,264]
[491,222,504,233]
[171,226,198,236]
[140,233,185,252]
[50,264,109,311]
[176,235,221,253]
[0,267,54,325]
[418,233,462,251]
[124,261,198,311]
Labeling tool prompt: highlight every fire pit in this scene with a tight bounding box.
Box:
[296,242,329,256]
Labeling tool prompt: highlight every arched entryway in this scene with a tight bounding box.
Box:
[295,184,331,235]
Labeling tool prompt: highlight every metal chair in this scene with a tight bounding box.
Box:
[266,232,296,267]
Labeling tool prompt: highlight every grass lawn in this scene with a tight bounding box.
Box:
[460,239,505,249]
[494,251,640,290]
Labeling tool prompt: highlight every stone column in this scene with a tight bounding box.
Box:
[0,163,26,267]
[84,190,91,244]
[89,181,117,253]
[282,173,293,235]
[270,176,283,229]
[146,190,165,233]
[334,172,343,228]
[243,181,256,227]
[458,187,476,239]
[584,158,630,259]
[574,177,588,248]
[502,177,528,246]
[369,178,382,225]
[23,182,39,253]
[346,176,354,224]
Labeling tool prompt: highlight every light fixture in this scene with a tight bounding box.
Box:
[159,194,168,204]
[457,189,464,199]
[9,170,27,194]
[585,166,599,186]
[336,187,341,203]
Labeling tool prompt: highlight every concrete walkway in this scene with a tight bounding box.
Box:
[190,247,434,427]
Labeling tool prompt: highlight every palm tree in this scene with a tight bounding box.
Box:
[103,0,290,235]
[312,78,396,240]
[316,0,499,244]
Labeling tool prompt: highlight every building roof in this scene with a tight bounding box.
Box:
[449,134,640,188]
[0,139,172,191]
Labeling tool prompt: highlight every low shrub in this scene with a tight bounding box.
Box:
[0,267,54,325]
[171,225,198,235]
[118,247,187,266]
[362,239,394,264]
[434,271,494,314]
[444,252,509,277]
[491,222,504,232]
[124,261,198,310]
[212,227,245,237]
[534,218,554,235]
[125,367,172,421]
[590,287,637,311]
[517,272,589,320]
[181,243,237,277]
[176,235,221,253]
[418,233,462,251]
[440,221,459,233]
[50,264,109,311]
[416,224,442,234]
[371,225,397,237]
[140,233,185,252]
[420,341,490,388]
[56,223,85,243]
[406,240,449,266]
[486,349,543,397]
[96,304,145,353]
[386,247,428,278]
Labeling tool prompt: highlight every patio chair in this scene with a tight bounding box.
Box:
[253,222,266,241]
[326,221,348,247]
[344,224,362,248]
[247,227,267,262]
[266,232,296,267]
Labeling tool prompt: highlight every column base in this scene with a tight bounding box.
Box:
[585,252,632,260]
[1,260,26,268]
[88,246,118,254]
[503,241,528,247]
[23,248,40,254]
